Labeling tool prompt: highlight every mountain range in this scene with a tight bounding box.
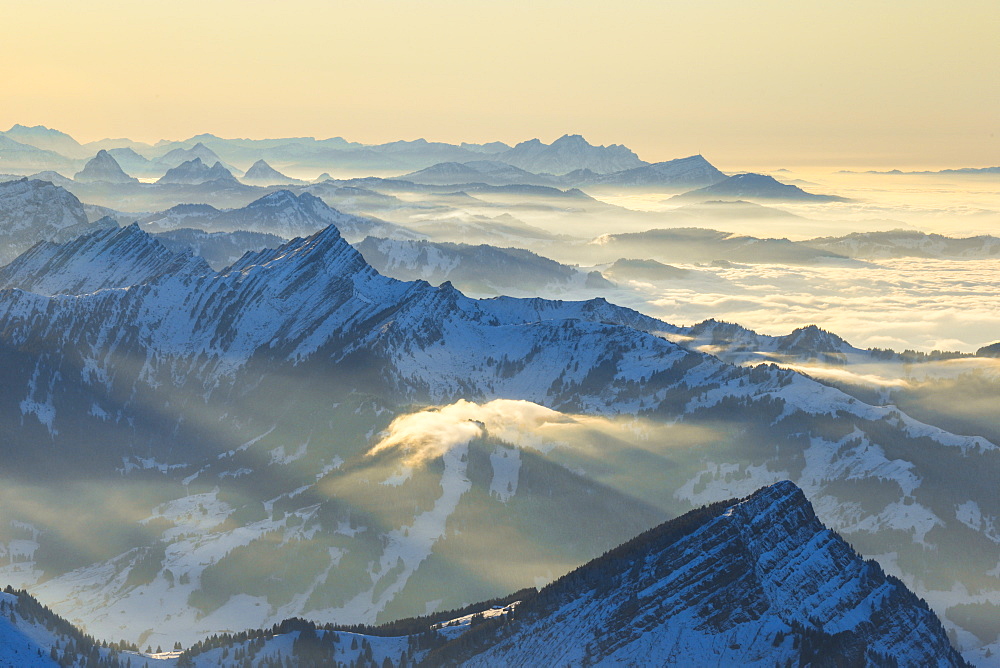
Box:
[156,158,242,186]
[0,178,111,263]
[0,210,994,658]
[400,154,729,190]
[1,126,655,180]
[140,189,416,242]
[73,150,138,185]
[0,125,997,663]
[0,483,968,666]
[242,159,306,186]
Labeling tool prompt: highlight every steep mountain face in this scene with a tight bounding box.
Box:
[672,173,849,203]
[0,179,100,262]
[354,236,612,296]
[497,134,646,175]
[0,223,211,295]
[72,150,138,184]
[162,483,966,667]
[242,159,305,186]
[156,158,241,185]
[804,230,1000,260]
[436,482,966,667]
[584,154,728,190]
[142,189,416,241]
[0,220,996,656]
[0,587,136,667]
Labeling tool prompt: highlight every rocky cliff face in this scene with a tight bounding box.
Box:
[0,223,210,295]
[443,481,966,667]
[0,218,994,655]
[159,483,968,667]
[0,178,103,263]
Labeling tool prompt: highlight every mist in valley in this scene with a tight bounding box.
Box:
[1,126,999,661]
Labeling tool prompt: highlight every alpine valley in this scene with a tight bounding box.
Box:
[0,126,997,666]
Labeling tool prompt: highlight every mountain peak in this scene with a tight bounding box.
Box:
[672,172,850,203]
[73,149,138,184]
[553,133,589,145]
[500,134,645,175]
[0,178,94,263]
[0,221,211,296]
[247,188,301,208]
[243,159,301,185]
[436,480,965,666]
[7,123,67,136]
[156,157,239,186]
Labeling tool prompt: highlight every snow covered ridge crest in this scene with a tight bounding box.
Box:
[116,482,966,667]
[0,212,996,656]
[0,586,138,667]
[435,480,967,667]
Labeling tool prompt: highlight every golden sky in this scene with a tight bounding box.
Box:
[2,0,997,168]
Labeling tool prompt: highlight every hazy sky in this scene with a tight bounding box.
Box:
[2,0,997,168]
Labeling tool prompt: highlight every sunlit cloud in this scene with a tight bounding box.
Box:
[367,400,570,467]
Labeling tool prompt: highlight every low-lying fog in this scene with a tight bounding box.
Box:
[598,257,1000,353]
[414,170,1000,354]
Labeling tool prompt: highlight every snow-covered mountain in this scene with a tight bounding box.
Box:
[0,587,138,667]
[437,482,966,667]
[2,484,965,666]
[0,223,210,295]
[73,150,138,184]
[0,178,106,263]
[156,158,241,186]
[665,318,883,371]
[0,216,996,657]
[141,189,416,241]
[496,134,646,175]
[671,173,849,203]
[154,482,967,667]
